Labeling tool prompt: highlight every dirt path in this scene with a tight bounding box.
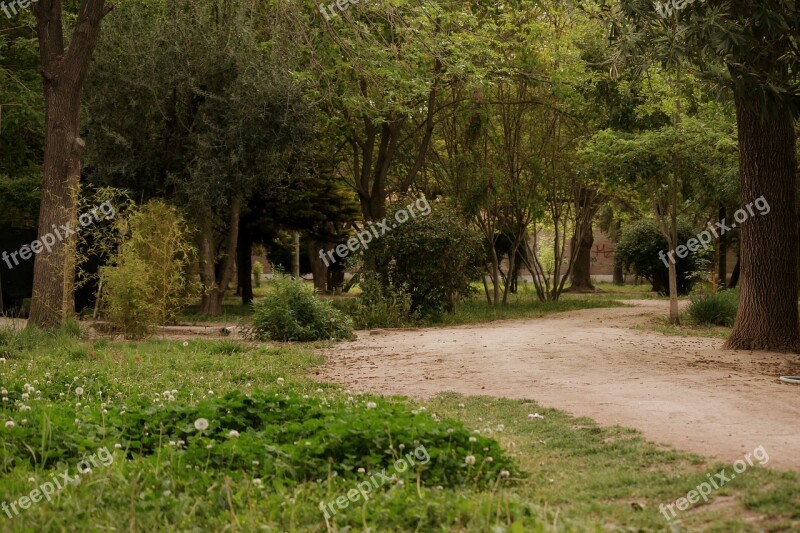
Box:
[320,300,800,471]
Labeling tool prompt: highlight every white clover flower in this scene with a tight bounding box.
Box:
[302,395,309,399]
[0,358,6,364]
[206,444,213,449]
[114,443,122,449]
[169,441,176,446]
[465,455,476,466]
[252,460,259,466]
[315,388,323,393]
[227,430,240,439]
[277,378,285,385]
[28,477,36,484]
[458,403,465,408]
[21,393,29,400]
[487,457,493,462]
[469,436,477,443]
[5,420,14,429]
[74,387,84,397]
[496,424,505,432]
[396,479,404,486]
[253,478,263,487]
[182,341,189,347]
[528,413,544,420]
[357,467,365,474]
[194,418,209,431]
[500,470,510,478]
[398,443,405,450]
[366,402,377,409]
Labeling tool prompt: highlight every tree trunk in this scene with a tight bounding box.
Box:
[613,220,624,285]
[308,238,328,292]
[729,255,740,289]
[725,95,799,351]
[199,197,241,316]
[717,205,727,290]
[237,230,253,305]
[291,231,300,279]
[28,0,110,329]
[569,223,595,291]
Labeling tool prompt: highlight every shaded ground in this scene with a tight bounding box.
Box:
[320,300,800,471]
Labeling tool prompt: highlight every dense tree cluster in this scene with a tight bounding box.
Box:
[1,0,798,350]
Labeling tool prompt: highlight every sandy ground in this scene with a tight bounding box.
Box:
[319,300,800,471]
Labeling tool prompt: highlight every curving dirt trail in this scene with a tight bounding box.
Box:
[319,300,800,471]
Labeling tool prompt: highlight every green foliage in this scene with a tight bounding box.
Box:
[250,276,352,341]
[251,261,263,289]
[686,289,739,327]
[348,273,415,329]
[100,201,197,338]
[614,219,707,296]
[370,201,485,316]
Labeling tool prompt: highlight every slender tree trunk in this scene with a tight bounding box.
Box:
[291,231,300,279]
[28,0,110,328]
[725,96,799,351]
[729,255,740,289]
[717,205,727,290]
[613,220,624,285]
[199,197,241,316]
[569,223,594,291]
[237,230,253,305]
[308,238,328,292]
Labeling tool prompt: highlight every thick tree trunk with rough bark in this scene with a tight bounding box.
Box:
[725,96,799,351]
[28,0,110,328]
[570,223,594,291]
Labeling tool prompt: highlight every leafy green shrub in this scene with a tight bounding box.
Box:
[252,261,263,288]
[686,289,739,327]
[370,200,484,316]
[250,276,353,341]
[349,273,415,329]
[100,200,198,338]
[615,219,708,296]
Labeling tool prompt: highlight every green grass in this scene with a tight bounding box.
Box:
[1,324,797,531]
[428,290,629,327]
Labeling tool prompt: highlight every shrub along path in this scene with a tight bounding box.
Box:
[320,300,800,471]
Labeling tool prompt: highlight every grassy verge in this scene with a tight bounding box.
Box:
[1,326,797,531]
[426,292,629,327]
